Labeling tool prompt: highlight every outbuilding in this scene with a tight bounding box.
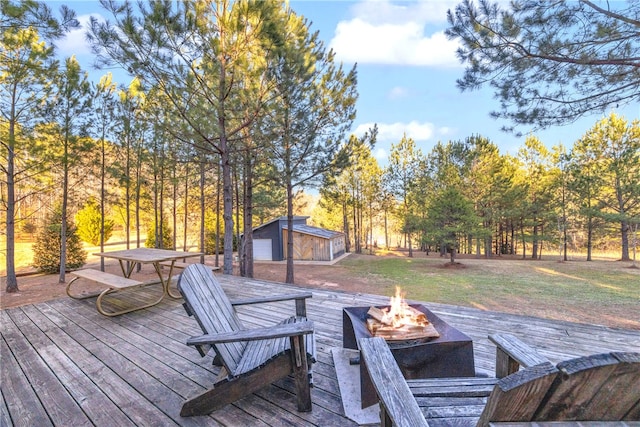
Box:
[251,216,345,262]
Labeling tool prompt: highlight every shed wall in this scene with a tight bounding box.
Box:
[283,230,334,261]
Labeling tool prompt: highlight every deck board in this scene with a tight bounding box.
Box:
[2,274,639,426]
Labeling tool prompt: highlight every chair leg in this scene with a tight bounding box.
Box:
[181,354,292,417]
[291,335,312,412]
[181,381,233,417]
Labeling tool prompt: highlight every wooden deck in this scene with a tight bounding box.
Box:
[2,275,639,427]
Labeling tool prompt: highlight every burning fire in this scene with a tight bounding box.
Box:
[382,287,414,328]
[366,286,440,341]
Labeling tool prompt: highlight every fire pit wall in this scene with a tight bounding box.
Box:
[343,305,476,408]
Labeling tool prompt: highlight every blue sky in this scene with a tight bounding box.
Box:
[51,0,639,162]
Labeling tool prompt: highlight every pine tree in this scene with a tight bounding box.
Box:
[32,206,86,274]
[76,197,114,246]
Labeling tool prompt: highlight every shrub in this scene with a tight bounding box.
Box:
[76,197,114,246]
[145,218,173,249]
[204,230,237,254]
[32,206,87,273]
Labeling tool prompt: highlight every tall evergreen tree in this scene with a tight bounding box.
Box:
[574,114,640,260]
[517,136,557,259]
[44,55,92,283]
[1,0,77,292]
[385,134,422,257]
[91,73,118,270]
[266,6,357,283]
[321,129,378,254]
[424,186,479,263]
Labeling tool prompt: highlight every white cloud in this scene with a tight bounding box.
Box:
[437,126,456,136]
[57,14,103,56]
[349,0,456,25]
[329,0,461,67]
[388,86,408,99]
[374,147,388,160]
[355,120,435,142]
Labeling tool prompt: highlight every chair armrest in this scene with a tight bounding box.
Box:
[187,320,314,346]
[358,337,429,427]
[489,333,550,378]
[230,292,312,317]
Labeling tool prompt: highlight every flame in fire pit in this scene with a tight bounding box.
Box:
[366,287,440,341]
[382,287,412,328]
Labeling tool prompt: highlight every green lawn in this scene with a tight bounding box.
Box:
[338,253,639,329]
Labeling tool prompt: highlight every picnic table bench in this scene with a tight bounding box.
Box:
[67,269,168,317]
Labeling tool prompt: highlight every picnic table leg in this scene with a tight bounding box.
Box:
[118,259,137,278]
[66,277,103,300]
[96,287,165,317]
[152,261,181,299]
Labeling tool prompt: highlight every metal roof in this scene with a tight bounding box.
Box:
[282,224,344,239]
[252,216,310,232]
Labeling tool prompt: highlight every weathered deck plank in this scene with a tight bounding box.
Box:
[1,274,639,426]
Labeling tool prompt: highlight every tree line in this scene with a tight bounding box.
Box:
[317,116,640,264]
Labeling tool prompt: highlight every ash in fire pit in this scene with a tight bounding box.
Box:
[366,287,440,341]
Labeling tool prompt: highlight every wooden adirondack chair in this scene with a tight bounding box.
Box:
[178,264,316,416]
[358,335,640,427]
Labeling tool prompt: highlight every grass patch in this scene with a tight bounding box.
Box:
[338,253,640,317]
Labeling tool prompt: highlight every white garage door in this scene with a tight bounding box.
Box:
[253,239,273,261]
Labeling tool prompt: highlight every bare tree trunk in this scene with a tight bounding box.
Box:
[125,137,131,251]
[343,200,350,252]
[587,215,593,261]
[183,163,189,252]
[5,102,18,292]
[199,159,205,264]
[234,164,242,275]
[521,223,526,259]
[384,207,389,250]
[215,158,221,267]
[221,148,234,275]
[134,139,142,259]
[352,196,360,253]
[242,152,254,278]
[59,131,70,284]
[159,145,166,248]
[285,181,295,284]
[172,158,177,250]
[532,222,539,259]
[621,221,631,261]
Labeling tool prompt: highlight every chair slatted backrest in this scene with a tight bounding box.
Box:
[479,352,640,426]
[535,352,640,421]
[178,264,246,374]
[478,362,559,426]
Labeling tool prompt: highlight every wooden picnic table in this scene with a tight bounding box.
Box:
[94,248,204,299]
[67,248,204,316]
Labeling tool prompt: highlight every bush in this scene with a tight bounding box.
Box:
[204,230,237,254]
[32,206,87,273]
[76,197,114,246]
[145,219,173,249]
[20,220,37,235]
